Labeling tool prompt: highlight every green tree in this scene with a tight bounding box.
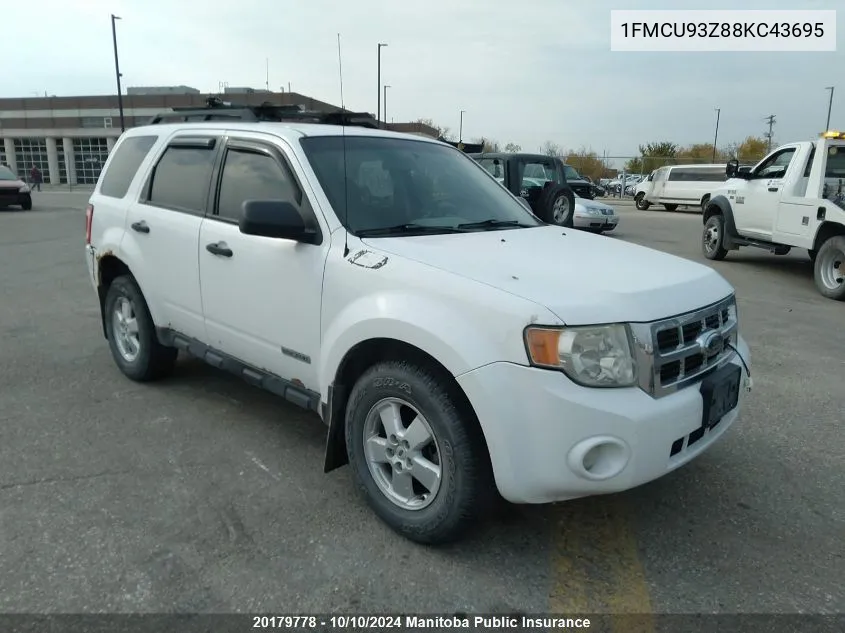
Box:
[734,136,769,163]
[677,143,727,165]
[636,141,679,173]
[564,147,608,181]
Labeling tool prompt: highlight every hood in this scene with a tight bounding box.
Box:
[363,226,733,325]
[0,178,25,189]
[575,197,614,212]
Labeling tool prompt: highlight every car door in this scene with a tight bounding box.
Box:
[198,134,328,391]
[740,147,797,238]
[649,167,669,202]
[123,133,220,340]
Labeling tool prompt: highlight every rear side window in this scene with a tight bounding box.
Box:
[147,145,216,214]
[216,149,299,221]
[99,135,157,198]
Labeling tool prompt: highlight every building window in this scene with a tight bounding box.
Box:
[13,138,49,182]
[80,116,113,128]
[73,137,110,185]
[57,149,68,184]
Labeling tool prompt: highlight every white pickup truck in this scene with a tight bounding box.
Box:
[702,131,845,300]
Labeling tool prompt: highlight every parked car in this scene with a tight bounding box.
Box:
[84,104,752,544]
[0,165,33,210]
[470,152,577,225]
[573,195,618,232]
[642,164,729,212]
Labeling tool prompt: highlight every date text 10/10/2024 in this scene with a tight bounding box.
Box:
[252,615,593,629]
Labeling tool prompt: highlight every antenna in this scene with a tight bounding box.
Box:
[337,33,350,257]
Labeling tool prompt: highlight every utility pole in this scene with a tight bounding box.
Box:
[383,85,390,126]
[110,14,125,133]
[459,110,466,143]
[764,114,776,152]
[377,43,388,125]
[825,86,835,131]
[712,108,721,163]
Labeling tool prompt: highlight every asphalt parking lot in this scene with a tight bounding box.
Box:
[1,192,842,621]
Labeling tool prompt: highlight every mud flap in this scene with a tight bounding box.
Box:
[323,383,350,473]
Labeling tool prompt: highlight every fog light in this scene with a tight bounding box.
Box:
[567,436,630,481]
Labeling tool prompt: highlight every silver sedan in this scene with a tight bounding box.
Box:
[573,195,619,232]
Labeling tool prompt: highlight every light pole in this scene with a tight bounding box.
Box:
[712,108,721,163]
[825,86,835,131]
[383,85,391,127]
[110,14,125,133]
[459,110,466,143]
[377,43,388,125]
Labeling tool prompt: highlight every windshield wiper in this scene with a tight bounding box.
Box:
[456,219,536,230]
[355,223,468,237]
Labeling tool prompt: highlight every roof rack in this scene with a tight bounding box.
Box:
[145,96,380,128]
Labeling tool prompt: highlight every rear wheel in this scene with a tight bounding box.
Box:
[635,193,650,210]
[345,360,493,544]
[104,275,177,381]
[663,203,679,212]
[537,185,575,227]
[813,235,845,301]
[702,214,728,261]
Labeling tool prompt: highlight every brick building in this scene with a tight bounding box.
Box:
[0,86,440,185]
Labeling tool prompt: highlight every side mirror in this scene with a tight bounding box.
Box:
[726,159,739,178]
[239,200,319,244]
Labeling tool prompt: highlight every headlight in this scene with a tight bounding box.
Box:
[19,185,30,193]
[525,324,637,387]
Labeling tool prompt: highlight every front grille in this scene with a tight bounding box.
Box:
[632,296,738,398]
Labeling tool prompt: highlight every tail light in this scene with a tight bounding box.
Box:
[85,204,94,245]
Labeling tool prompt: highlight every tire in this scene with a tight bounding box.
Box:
[663,204,679,212]
[700,195,710,213]
[702,214,729,261]
[103,275,178,381]
[635,193,650,210]
[537,185,575,227]
[344,360,493,544]
[21,196,32,211]
[813,235,845,301]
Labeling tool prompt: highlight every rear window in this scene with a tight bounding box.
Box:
[99,135,157,198]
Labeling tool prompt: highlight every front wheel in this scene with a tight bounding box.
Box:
[21,196,32,211]
[344,360,493,544]
[635,193,650,210]
[813,235,845,300]
[702,215,728,261]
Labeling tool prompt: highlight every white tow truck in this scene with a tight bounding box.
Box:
[702,131,845,300]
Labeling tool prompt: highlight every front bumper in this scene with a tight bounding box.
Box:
[456,335,750,504]
[0,190,30,207]
[574,211,618,230]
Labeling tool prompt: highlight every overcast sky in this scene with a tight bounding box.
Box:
[6,0,843,157]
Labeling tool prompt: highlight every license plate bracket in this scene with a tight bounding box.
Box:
[700,363,741,429]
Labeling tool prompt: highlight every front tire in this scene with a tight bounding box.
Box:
[345,360,493,544]
[702,215,728,261]
[813,235,845,301]
[104,275,177,381]
[21,196,32,210]
[635,193,650,210]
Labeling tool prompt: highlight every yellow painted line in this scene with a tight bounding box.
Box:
[550,495,655,633]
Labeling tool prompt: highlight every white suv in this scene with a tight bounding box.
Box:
[84,112,752,544]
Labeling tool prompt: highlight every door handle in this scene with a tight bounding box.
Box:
[206,241,233,258]
[130,221,150,234]
[768,187,779,192]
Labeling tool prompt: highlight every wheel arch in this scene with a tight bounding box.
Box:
[703,195,740,245]
[812,221,845,252]
[323,337,493,474]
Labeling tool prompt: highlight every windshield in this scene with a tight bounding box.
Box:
[563,165,581,181]
[300,136,542,235]
[0,166,19,181]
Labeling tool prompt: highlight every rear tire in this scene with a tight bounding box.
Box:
[537,185,575,227]
[663,203,679,212]
[345,360,493,544]
[813,235,845,301]
[702,214,728,261]
[104,275,177,381]
[635,193,650,210]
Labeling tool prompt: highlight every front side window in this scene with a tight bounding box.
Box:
[301,136,541,235]
[216,149,298,221]
[756,149,796,179]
